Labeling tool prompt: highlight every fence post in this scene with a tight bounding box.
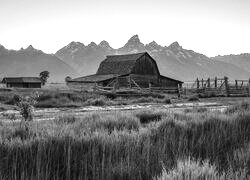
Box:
[93,83,97,92]
[207,78,210,88]
[215,77,217,88]
[201,78,204,88]
[149,82,152,93]
[224,76,229,97]
[128,75,132,88]
[197,78,199,89]
[248,78,250,97]
[235,80,238,89]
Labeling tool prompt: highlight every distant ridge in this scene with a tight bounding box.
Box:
[0,45,77,82]
[55,35,250,81]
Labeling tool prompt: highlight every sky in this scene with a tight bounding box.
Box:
[0,0,249,57]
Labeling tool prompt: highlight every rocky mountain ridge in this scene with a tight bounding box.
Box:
[55,35,250,81]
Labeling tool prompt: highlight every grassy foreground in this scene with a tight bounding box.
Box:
[1,103,250,179]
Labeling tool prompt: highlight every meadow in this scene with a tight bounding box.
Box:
[1,100,250,179]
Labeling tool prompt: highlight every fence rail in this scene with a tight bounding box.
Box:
[183,77,250,97]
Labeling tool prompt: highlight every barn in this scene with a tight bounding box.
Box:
[2,77,42,88]
[68,52,183,90]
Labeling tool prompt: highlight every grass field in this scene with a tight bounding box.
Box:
[1,101,250,179]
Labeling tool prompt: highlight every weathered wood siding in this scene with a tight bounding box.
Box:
[159,77,180,88]
[131,54,159,76]
[130,74,158,88]
[7,83,41,88]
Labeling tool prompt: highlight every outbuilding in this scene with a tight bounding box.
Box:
[2,77,42,88]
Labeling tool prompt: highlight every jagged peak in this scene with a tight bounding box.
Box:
[18,45,43,54]
[26,45,35,51]
[148,41,158,46]
[129,34,139,40]
[99,40,112,49]
[69,41,84,46]
[0,44,7,52]
[127,34,141,44]
[66,41,85,49]
[88,41,98,47]
[169,41,182,49]
[121,34,145,50]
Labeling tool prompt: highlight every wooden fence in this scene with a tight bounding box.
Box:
[92,76,250,97]
[185,77,250,97]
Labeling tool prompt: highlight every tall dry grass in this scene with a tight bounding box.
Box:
[1,103,250,179]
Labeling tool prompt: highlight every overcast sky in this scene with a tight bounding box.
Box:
[0,0,249,56]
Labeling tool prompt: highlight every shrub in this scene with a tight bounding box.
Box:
[133,96,155,103]
[162,97,171,104]
[5,94,22,105]
[136,110,163,124]
[18,101,34,121]
[188,95,199,102]
[85,96,107,106]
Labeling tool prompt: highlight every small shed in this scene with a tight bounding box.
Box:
[68,52,183,89]
[2,77,42,88]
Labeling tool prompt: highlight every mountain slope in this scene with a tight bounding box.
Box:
[212,54,250,75]
[56,41,115,75]
[0,45,77,82]
[56,35,250,81]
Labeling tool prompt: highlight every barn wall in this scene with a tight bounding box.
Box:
[159,77,180,88]
[27,83,41,88]
[131,54,159,76]
[7,83,24,88]
[7,83,41,88]
[130,74,159,88]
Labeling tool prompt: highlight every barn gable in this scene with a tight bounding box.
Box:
[68,52,183,89]
[96,52,158,75]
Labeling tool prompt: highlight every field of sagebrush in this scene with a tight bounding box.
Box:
[1,102,250,180]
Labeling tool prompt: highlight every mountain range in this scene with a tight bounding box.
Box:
[55,35,250,81]
[0,45,76,82]
[0,35,249,82]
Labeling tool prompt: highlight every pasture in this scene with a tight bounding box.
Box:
[0,87,250,179]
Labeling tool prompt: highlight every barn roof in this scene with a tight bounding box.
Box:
[2,77,42,83]
[96,52,146,75]
[69,74,124,83]
[160,75,183,83]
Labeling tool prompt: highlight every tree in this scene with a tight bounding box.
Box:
[65,76,72,83]
[39,71,50,85]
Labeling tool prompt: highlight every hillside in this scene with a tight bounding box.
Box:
[0,45,77,82]
[56,35,250,81]
[213,54,250,76]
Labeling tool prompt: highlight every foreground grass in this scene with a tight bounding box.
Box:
[1,103,250,179]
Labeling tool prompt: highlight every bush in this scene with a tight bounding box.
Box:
[5,94,22,105]
[85,96,107,106]
[136,110,163,124]
[18,101,34,121]
[162,97,171,104]
[188,95,199,102]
